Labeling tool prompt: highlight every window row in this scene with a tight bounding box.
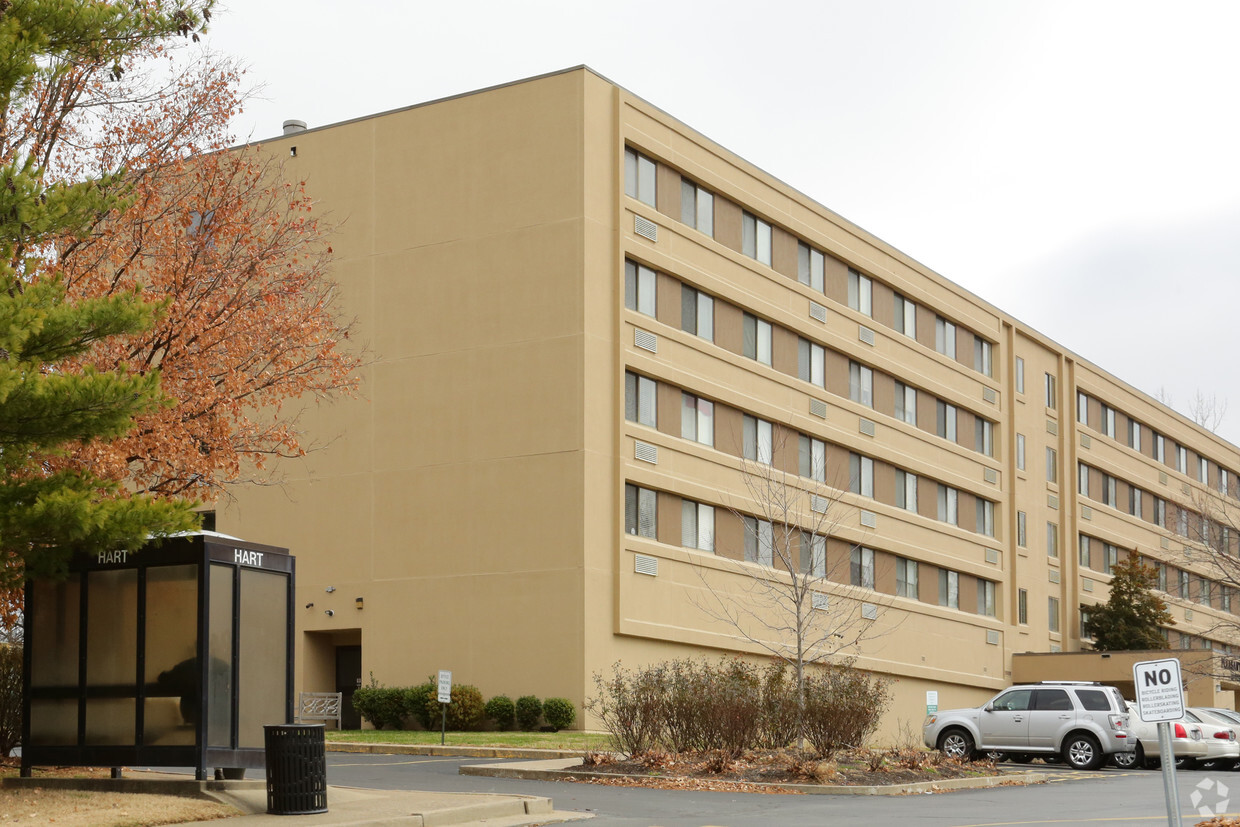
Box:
[624,483,995,616]
[1148,558,1238,615]
[623,147,996,380]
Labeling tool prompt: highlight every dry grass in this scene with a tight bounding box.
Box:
[0,787,237,826]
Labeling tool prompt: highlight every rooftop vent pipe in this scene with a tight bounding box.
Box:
[282,119,307,136]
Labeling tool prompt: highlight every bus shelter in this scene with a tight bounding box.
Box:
[22,532,294,779]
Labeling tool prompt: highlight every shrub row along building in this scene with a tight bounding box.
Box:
[219,67,1240,736]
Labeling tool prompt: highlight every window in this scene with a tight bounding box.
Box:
[1078,463,1090,497]
[797,338,825,387]
[1102,474,1117,508]
[1221,468,1231,497]
[681,285,714,341]
[680,178,713,236]
[681,392,714,447]
[1015,357,1025,394]
[744,517,774,567]
[1177,445,1188,474]
[978,580,995,617]
[1080,609,1093,640]
[977,500,994,537]
[1154,497,1166,528]
[1129,419,1142,452]
[1102,405,1115,438]
[939,569,959,609]
[624,260,656,317]
[1077,391,1089,425]
[851,547,875,590]
[1179,569,1191,599]
[1223,585,1232,613]
[847,270,872,316]
[937,484,958,525]
[625,371,657,427]
[800,532,826,577]
[896,470,918,512]
[625,483,657,538]
[1079,534,1091,567]
[1045,373,1057,409]
[742,313,772,366]
[935,316,956,358]
[743,415,773,464]
[1104,543,1118,575]
[1048,597,1060,633]
[1017,434,1026,470]
[1154,433,1165,463]
[1047,521,1058,558]
[1200,456,1209,483]
[798,242,825,292]
[1177,507,1189,538]
[742,212,772,266]
[681,500,715,551]
[624,148,656,206]
[799,435,826,482]
[895,382,917,426]
[849,361,873,408]
[975,419,993,457]
[1044,446,1057,483]
[1018,588,1028,624]
[936,400,957,442]
[1156,562,1167,592]
[1017,511,1027,547]
[974,336,992,377]
[894,293,916,338]
[1129,486,1143,518]
[850,453,874,497]
[896,558,919,598]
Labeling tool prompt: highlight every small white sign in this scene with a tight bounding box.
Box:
[438,670,452,704]
[1133,658,1185,723]
[926,690,939,714]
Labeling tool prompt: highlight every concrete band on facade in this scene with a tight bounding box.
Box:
[218,66,1240,741]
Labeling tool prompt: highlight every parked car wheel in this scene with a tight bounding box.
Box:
[1042,755,1063,764]
[1008,754,1034,764]
[1111,749,1138,769]
[983,750,1006,763]
[1063,733,1104,771]
[938,728,975,760]
[1175,755,1198,771]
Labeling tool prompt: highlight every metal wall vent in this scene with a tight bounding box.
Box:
[1046,419,1059,435]
[860,510,877,529]
[861,602,878,620]
[1048,494,1059,510]
[1049,570,1061,584]
[1081,505,1092,521]
[1081,434,1092,449]
[1160,537,1170,550]
[634,441,658,464]
[859,418,876,437]
[985,548,1000,565]
[1182,483,1191,495]
[634,328,658,353]
[1050,644,1062,653]
[983,387,997,404]
[809,301,828,323]
[634,553,658,576]
[858,326,876,346]
[1185,608,1194,622]
[809,398,828,418]
[1082,578,1094,592]
[810,494,829,514]
[984,468,999,484]
[986,630,1001,645]
[1159,472,1169,485]
[812,592,829,611]
[634,215,658,241]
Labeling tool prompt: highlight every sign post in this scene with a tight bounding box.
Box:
[437,670,452,746]
[1133,658,1185,827]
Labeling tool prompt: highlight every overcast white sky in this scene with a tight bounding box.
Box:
[205,1,1240,444]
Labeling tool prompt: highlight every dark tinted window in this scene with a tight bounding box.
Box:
[1076,689,1111,711]
[1034,689,1073,711]
[991,690,1032,712]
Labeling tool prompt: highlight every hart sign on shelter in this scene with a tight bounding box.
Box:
[1133,658,1185,723]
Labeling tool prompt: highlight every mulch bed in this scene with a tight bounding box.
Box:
[559,748,1005,793]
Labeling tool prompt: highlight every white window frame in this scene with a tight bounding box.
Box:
[681,499,715,552]
[1017,511,1027,547]
[974,336,992,377]
[978,499,995,537]
[625,371,657,428]
[896,470,918,512]
[680,178,714,236]
[850,361,873,408]
[743,313,772,366]
[1047,521,1058,558]
[939,569,959,609]
[937,401,957,442]
[681,285,714,342]
[935,316,956,359]
[894,293,916,338]
[624,148,656,207]
[938,484,958,525]
[895,382,917,426]
[797,242,825,292]
[1077,391,1089,425]
[743,415,773,465]
[742,212,772,266]
[625,483,657,538]
[851,453,874,498]
[1129,419,1142,452]
[1015,357,1025,394]
[799,435,826,483]
[744,517,774,567]
[625,260,657,317]
[798,338,825,387]
[896,558,918,599]
[1017,434,1026,471]
[848,270,873,317]
[851,546,875,590]
[680,392,714,447]
[800,531,826,577]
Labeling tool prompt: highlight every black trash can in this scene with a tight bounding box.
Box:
[264,724,328,815]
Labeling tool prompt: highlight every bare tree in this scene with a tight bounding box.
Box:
[1170,482,1240,665]
[1188,392,1228,434]
[686,426,894,746]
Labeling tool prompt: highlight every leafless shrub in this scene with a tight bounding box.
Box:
[800,661,892,760]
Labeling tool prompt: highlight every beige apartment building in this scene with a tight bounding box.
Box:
[218,66,1240,737]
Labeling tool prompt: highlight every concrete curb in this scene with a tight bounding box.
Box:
[1,775,266,796]
[327,741,588,759]
[461,757,1040,796]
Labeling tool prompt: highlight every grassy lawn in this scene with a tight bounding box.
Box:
[325,729,608,751]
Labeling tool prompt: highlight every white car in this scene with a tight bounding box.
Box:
[1186,709,1239,770]
[1118,702,1206,769]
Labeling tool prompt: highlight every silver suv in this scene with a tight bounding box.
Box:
[923,681,1133,770]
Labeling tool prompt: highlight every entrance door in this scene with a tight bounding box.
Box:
[335,646,362,730]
